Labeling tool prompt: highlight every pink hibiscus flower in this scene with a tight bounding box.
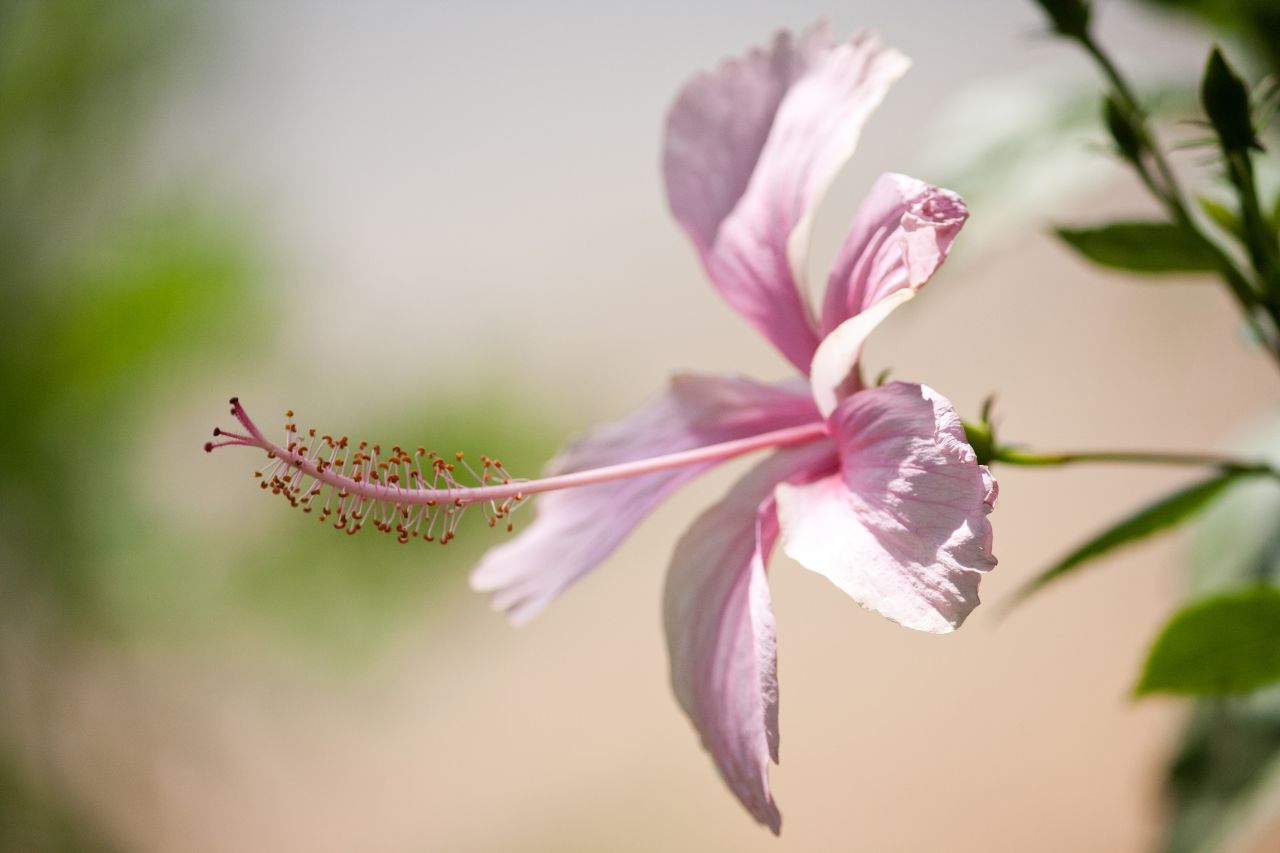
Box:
[207,22,996,833]
[475,24,997,831]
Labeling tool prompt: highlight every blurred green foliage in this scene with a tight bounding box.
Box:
[1165,688,1280,853]
[1165,423,1280,852]
[0,0,567,654]
[0,0,563,848]
[0,749,120,853]
[2,207,257,621]
[0,2,239,848]
[0,0,254,628]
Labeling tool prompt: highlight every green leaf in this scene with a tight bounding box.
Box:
[1056,222,1219,274]
[1137,586,1280,696]
[1012,472,1248,605]
[1199,196,1244,240]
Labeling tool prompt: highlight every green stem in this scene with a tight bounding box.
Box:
[1077,33,1280,363]
[994,446,1280,479]
[1226,150,1280,310]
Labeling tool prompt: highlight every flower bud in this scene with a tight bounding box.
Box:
[1201,47,1260,154]
[1031,0,1091,39]
[1103,95,1144,164]
[962,397,999,467]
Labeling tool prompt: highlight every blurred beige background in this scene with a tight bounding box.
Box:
[5,1,1277,851]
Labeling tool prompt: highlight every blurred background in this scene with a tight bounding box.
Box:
[2,0,1278,850]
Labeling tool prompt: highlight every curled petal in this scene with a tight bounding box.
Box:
[808,175,969,416]
[776,382,997,633]
[664,443,837,835]
[820,173,969,335]
[470,374,819,624]
[663,23,909,372]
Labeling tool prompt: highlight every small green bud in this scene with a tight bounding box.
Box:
[962,419,995,467]
[1103,95,1143,164]
[1201,47,1259,153]
[1031,0,1091,39]
[962,396,999,467]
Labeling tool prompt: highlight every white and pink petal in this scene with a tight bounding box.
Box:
[470,374,820,624]
[820,173,969,335]
[807,175,969,415]
[776,382,997,633]
[664,443,836,834]
[808,286,915,417]
[663,24,909,372]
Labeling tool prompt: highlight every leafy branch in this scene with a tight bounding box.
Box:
[1032,0,1280,366]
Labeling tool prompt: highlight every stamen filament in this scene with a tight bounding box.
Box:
[266,420,828,506]
[206,398,829,544]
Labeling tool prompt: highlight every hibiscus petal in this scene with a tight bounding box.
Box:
[809,286,914,418]
[663,23,909,372]
[776,382,997,633]
[807,175,969,416]
[470,374,820,624]
[820,173,969,335]
[664,443,837,835]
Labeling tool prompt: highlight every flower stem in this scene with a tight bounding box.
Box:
[993,446,1280,479]
[1074,31,1280,365]
[1225,149,1280,313]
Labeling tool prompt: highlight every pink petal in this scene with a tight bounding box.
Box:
[470,374,820,624]
[820,173,969,336]
[807,175,969,415]
[808,287,914,418]
[663,24,909,372]
[776,382,997,633]
[664,443,837,835]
